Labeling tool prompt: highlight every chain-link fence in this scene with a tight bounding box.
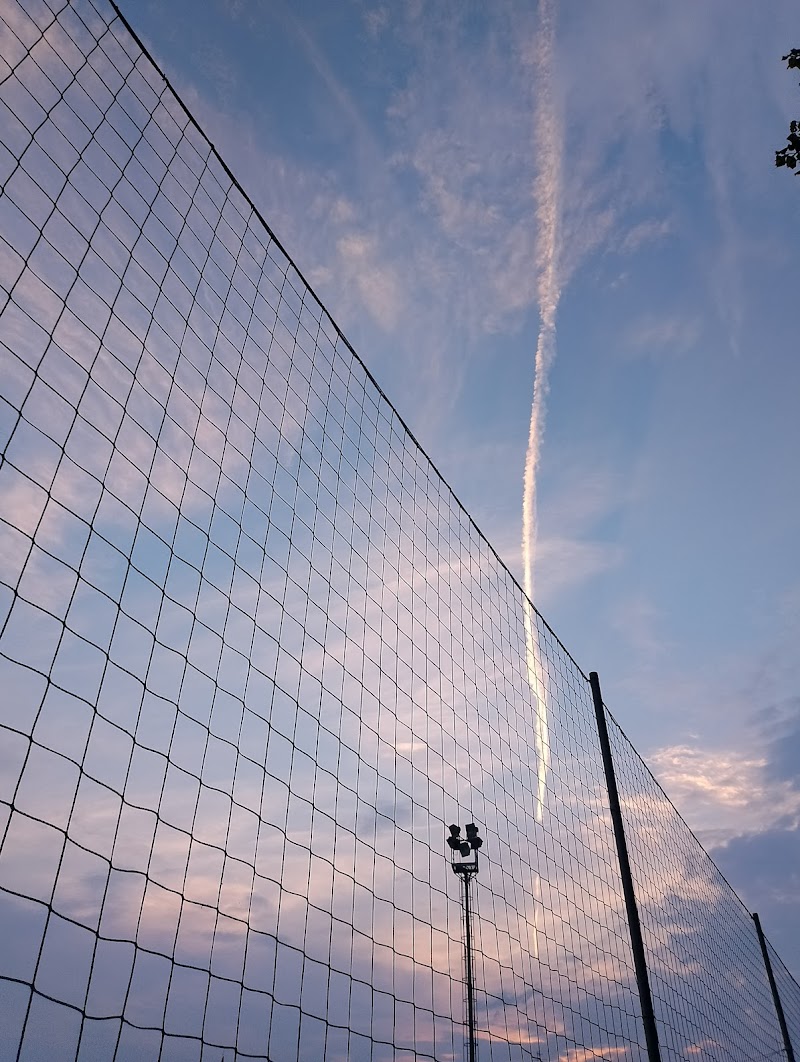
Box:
[0,1,797,1059]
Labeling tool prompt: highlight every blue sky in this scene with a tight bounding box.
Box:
[2,0,800,1053]
[116,0,800,974]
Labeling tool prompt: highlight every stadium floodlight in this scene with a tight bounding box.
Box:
[446,822,484,1062]
[448,822,483,874]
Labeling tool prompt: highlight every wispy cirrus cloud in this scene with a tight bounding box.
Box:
[524,459,628,609]
[334,230,404,331]
[142,1,569,514]
[623,312,701,360]
[618,217,672,255]
[649,742,800,848]
[533,536,623,607]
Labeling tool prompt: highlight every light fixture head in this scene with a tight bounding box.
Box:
[447,824,463,851]
[465,823,483,849]
[447,822,484,870]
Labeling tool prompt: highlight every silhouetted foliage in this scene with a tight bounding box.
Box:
[775,50,800,173]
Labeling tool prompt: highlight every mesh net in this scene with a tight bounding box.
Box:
[768,940,800,1061]
[0,1,797,1060]
[605,715,792,1061]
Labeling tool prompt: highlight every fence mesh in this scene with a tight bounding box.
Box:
[0,1,798,1060]
[768,940,800,1061]
[605,715,789,1061]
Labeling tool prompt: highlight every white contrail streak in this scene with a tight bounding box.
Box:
[523,0,562,970]
[523,0,561,594]
[523,0,561,827]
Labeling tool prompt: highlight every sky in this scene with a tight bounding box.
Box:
[2,3,800,1056]
[112,0,800,977]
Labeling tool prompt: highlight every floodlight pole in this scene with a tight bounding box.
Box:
[447,824,483,1062]
[461,863,477,1062]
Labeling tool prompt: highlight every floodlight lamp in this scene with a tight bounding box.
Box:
[459,841,471,857]
[447,825,463,851]
[465,823,483,849]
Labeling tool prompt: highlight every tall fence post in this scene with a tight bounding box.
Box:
[589,672,662,1062]
[753,912,796,1062]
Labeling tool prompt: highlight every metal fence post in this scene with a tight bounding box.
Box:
[753,912,796,1062]
[589,672,662,1062]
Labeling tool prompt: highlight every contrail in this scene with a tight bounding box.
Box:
[523,0,561,593]
[523,0,561,828]
[523,0,562,969]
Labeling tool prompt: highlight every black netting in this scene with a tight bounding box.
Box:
[605,713,786,1061]
[0,1,798,1060]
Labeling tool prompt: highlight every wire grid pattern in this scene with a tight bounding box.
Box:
[604,713,788,1061]
[0,1,797,1061]
[767,940,800,1059]
[0,0,647,1058]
